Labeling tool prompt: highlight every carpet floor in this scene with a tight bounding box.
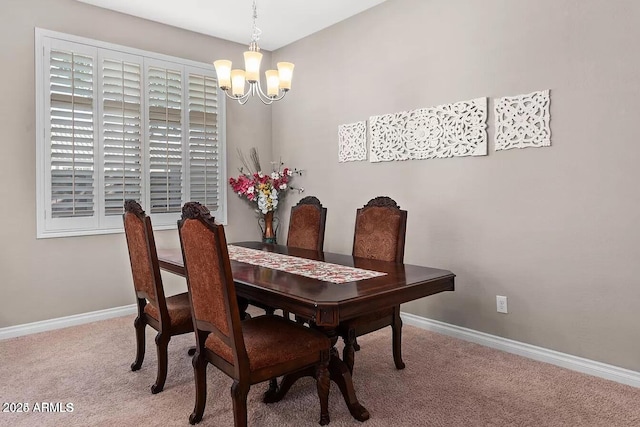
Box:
[1,312,639,426]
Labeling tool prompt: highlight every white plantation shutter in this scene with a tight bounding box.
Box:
[147,66,183,214]
[49,48,95,219]
[188,73,220,210]
[36,30,226,238]
[101,57,143,217]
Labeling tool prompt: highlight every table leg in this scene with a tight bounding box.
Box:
[328,348,370,421]
[262,341,370,422]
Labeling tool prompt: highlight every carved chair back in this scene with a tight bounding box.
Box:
[178,202,250,377]
[286,196,327,252]
[352,196,407,263]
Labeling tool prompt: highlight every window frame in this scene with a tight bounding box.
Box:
[35,28,227,238]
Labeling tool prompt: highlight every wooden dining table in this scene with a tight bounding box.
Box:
[157,241,455,422]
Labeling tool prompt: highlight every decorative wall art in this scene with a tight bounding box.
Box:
[338,121,367,162]
[494,90,551,151]
[368,97,487,162]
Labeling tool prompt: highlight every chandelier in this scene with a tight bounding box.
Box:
[214,0,295,105]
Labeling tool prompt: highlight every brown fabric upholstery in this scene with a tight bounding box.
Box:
[353,207,402,262]
[123,213,156,304]
[287,205,322,251]
[179,219,230,337]
[144,293,192,328]
[205,315,330,371]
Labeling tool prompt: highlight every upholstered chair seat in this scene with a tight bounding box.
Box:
[205,315,330,371]
[144,293,192,328]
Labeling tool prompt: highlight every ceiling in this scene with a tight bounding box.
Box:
[76,0,387,51]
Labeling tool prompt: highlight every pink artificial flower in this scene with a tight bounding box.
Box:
[229,158,297,209]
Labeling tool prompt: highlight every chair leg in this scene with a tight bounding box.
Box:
[189,352,207,425]
[342,328,356,375]
[266,378,278,396]
[353,337,361,351]
[131,317,146,371]
[151,332,170,394]
[231,380,250,427]
[391,309,405,370]
[316,350,331,425]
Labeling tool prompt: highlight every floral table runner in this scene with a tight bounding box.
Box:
[228,245,387,284]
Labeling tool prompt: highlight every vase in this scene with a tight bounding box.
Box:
[259,211,278,244]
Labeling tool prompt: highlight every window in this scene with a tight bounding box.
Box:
[36,29,226,238]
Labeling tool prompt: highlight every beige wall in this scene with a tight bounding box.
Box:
[0,0,272,326]
[272,0,640,371]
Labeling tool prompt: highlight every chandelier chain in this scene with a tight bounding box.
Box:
[251,0,262,43]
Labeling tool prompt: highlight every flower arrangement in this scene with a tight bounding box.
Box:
[229,148,301,214]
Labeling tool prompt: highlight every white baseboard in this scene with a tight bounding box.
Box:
[401,312,640,389]
[0,304,137,340]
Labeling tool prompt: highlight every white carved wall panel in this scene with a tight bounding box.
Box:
[495,90,551,151]
[338,121,367,162]
[369,98,487,162]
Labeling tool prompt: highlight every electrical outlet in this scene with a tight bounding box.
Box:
[496,295,508,314]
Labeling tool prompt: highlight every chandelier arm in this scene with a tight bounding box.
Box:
[254,80,288,103]
[252,81,274,105]
[221,89,251,104]
[238,95,251,105]
[237,84,258,105]
[249,80,271,105]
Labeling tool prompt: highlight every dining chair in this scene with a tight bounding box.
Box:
[123,200,194,394]
[282,196,328,320]
[340,196,407,374]
[286,196,327,252]
[178,202,331,426]
[245,197,328,318]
